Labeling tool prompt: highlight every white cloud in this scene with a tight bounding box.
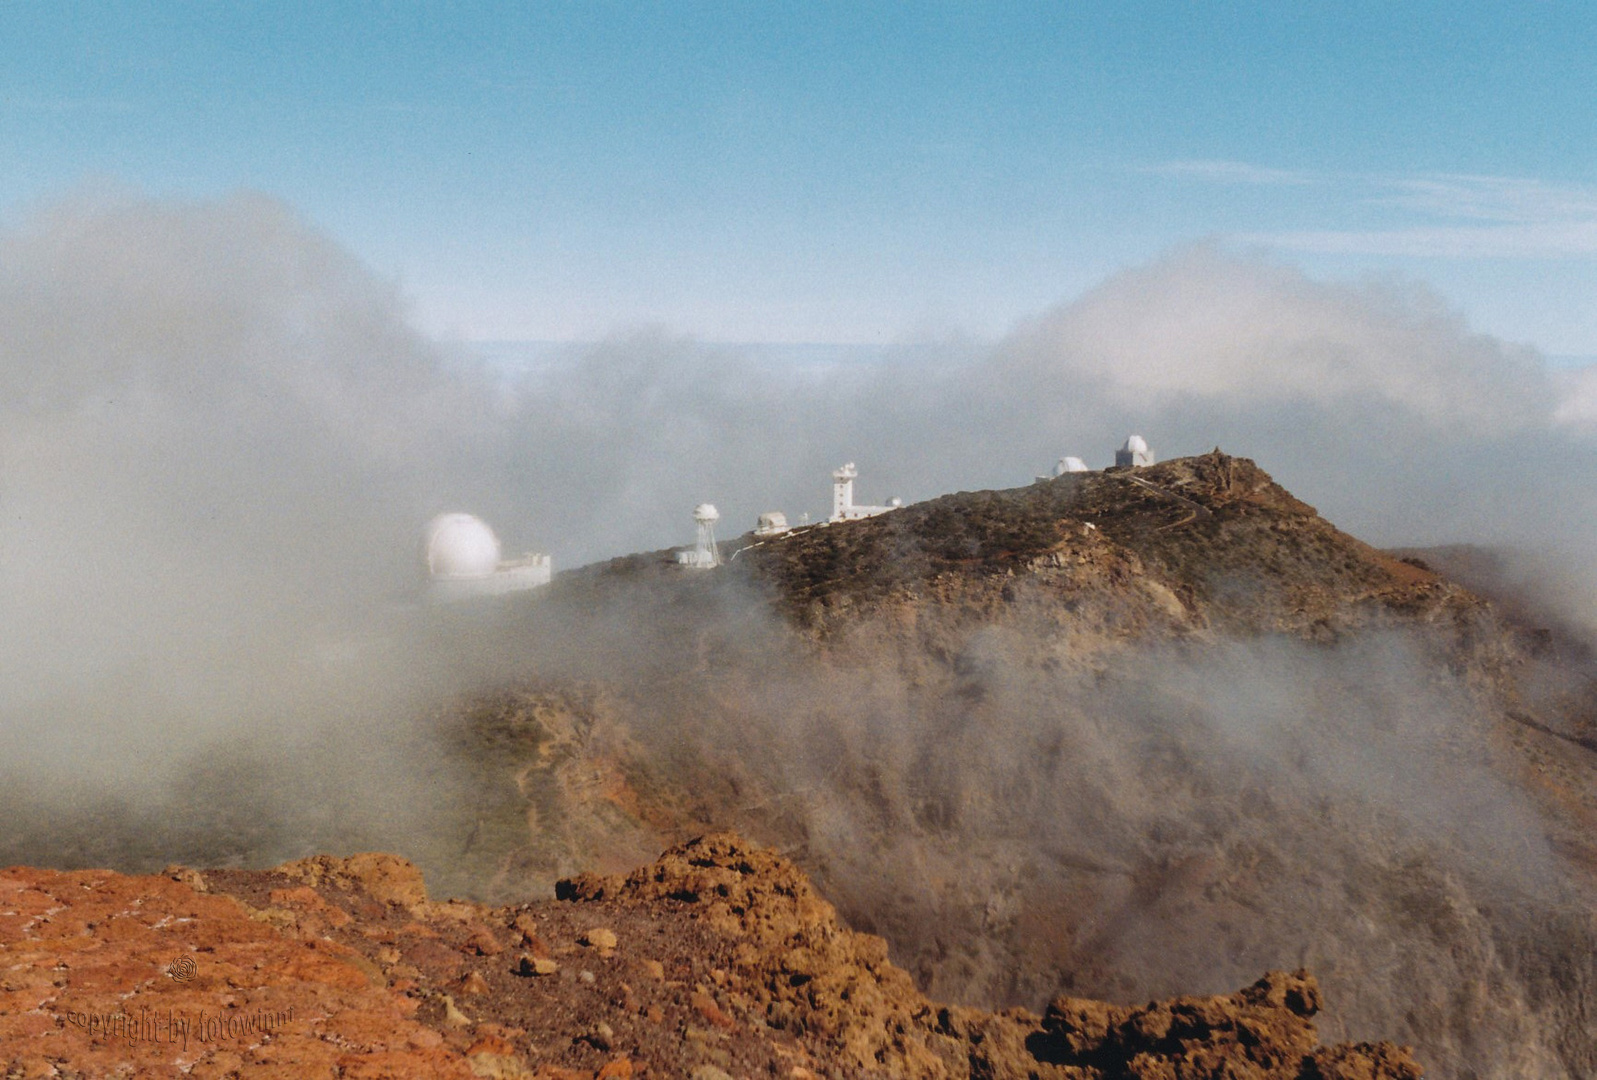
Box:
[1157,160,1597,260]
[1377,174,1597,225]
[1242,221,1597,259]
[997,245,1552,430]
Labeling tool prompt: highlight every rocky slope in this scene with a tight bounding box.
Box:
[427,453,1597,1078]
[1,833,1421,1078]
[9,452,1597,1078]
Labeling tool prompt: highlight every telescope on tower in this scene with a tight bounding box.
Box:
[675,503,722,569]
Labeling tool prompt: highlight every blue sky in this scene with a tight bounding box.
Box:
[2,2,1594,354]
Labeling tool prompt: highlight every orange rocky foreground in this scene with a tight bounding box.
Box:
[1,834,1422,1079]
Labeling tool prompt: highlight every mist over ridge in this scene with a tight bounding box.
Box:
[0,185,1591,816]
[5,189,1597,1078]
[1,185,1592,810]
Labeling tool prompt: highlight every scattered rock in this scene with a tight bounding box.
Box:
[275,852,430,908]
[582,927,618,950]
[466,1051,536,1079]
[161,865,208,893]
[517,954,559,977]
[577,1021,615,1052]
[690,991,735,1030]
[465,926,505,956]
[0,832,1423,1079]
[442,993,473,1028]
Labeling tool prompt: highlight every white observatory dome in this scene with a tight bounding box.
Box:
[1122,434,1148,454]
[693,503,720,523]
[425,513,502,578]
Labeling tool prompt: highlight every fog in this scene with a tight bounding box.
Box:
[5,190,1597,1076]
[2,183,1591,859]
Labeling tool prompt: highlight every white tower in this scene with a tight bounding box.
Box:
[832,463,857,521]
[677,503,721,569]
[829,462,900,522]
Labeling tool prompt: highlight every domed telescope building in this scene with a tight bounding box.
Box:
[425,513,551,601]
[1115,435,1156,468]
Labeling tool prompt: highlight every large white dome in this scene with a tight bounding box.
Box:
[426,513,502,578]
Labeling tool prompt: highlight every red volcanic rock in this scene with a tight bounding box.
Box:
[0,864,473,1080]
[1,839,1423,1079]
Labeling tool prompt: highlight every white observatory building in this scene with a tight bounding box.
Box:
[754,511,790,537]
[1039,456,1090,481]
[1115,435,1156,468]
[676,503,722,569]
[830,463,901,523]
[425,513,551,601]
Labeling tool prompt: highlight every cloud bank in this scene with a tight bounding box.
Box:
[3,189,1596,1078]
[2,187,1594,855]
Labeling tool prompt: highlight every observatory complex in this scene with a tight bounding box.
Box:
[1036,435,1157,480]
[425,513,551,601]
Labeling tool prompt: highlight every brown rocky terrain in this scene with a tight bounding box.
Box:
[425,453,1597,1078]
[9,452,1597,1078]
[1,832,1421,1078]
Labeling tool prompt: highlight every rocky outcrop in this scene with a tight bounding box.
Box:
[559,833,1423,1080]
[1,833,1420,1079]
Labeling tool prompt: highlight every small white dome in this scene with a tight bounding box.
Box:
[1061,456,1089,473]
[1122,434,1148,454]
[426,513,502,578]
[693,503,720,523]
